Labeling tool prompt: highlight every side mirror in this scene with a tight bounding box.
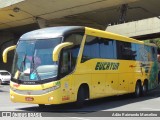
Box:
[52,42,73,61]
[2,45,16,63]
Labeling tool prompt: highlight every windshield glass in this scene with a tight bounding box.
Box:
[12,38,61,81]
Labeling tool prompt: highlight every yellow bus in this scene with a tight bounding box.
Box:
[3,26,158,107]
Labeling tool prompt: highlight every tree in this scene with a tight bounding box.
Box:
[145,38,160,49]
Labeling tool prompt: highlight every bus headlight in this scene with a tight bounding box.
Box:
[44,84,60,93]
[11,95,14,99]
[48,96,54,101]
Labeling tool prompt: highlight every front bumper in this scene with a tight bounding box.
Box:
[10,89,61,105]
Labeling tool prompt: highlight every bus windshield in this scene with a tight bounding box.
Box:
[12,37,61,81]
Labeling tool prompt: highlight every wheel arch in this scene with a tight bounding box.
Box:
[136,79,142,86]
[143,79,148,85]
[76,83,90,100]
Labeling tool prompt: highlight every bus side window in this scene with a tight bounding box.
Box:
[60,49,75,77]
[152,47,157,61]
[117,41,136,60]
[60,51,69,74]
[131,43,138,60]
[59,33,84,78]
[81,36,99,62]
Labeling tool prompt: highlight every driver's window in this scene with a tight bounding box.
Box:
[60,51,69,75]
[59,33,84,78]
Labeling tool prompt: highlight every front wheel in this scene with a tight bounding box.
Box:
[38,104,45,108]
[76,87,85,108]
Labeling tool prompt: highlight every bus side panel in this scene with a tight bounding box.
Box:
[78,59,120,99]
[106,73,119,96]
[117,60,137,94]
[118,73,131,94]
[148,61,158,90]
[144,46,158,90]
[59,75,76,103]
[92,73,107,98]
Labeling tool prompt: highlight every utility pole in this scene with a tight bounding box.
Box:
[119,4,128,23]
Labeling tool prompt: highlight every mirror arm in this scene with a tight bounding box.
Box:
[3,45,16,63]
[52,42,73,61]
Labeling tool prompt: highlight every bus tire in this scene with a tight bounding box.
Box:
[134,81,142,97]
[142,81,148,96]
[38,104,45,108]
[0,79,2,85]
[76,86,86,108]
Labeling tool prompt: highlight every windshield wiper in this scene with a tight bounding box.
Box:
[31,56,41,81]
[16,53,27,80]
[20,53,27,72]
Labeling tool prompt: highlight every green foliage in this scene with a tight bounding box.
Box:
[144,38,160,48]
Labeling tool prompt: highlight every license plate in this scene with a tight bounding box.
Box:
[25,97,34,101]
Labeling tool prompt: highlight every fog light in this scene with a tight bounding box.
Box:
[11,95,14,99]
[48,97,53,101]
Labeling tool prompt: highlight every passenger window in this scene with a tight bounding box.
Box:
[117,41,136,60]
[82,36,99,62]
[82,36,117,62]
[99,38,116,59]
[131,43,138,60]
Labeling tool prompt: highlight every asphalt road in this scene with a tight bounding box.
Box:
[1,84,160,120]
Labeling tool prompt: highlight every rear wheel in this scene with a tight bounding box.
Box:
[0,80,2,85]
[134,82,142,97]
[142,81,148,96]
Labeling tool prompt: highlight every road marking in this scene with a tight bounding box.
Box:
[68,117,90,120]
[142,108,160,111]
[63,115,90,120]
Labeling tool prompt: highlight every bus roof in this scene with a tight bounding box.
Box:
[85,27,145,45]
[20,26,85,40]
[19,26,156,47]
[85,27,156,47]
